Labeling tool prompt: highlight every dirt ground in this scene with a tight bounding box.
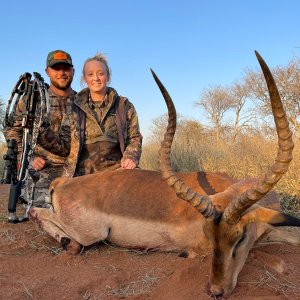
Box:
[0,184,300,300]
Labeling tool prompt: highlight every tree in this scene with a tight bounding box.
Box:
[149,114,204,145]
[146,115,207,171]
[229,80,257,145]
[149,113,183,144]
[195,85,233,142]
[244,56,300,137]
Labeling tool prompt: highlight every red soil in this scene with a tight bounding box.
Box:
[0,184,299,300]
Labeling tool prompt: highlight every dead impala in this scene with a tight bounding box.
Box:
[29,51,300,298]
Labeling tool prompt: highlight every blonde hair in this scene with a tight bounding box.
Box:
[80,53,111,86]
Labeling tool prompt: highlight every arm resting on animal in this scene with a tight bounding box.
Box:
[121,101,143,165]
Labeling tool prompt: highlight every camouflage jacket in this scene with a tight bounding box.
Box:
[4,88,76,167]
[63,87,143,177]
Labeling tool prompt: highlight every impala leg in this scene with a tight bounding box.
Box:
[264,227,300,246]
[255,223,300,246]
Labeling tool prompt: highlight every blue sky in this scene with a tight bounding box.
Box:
[0,0,299,140]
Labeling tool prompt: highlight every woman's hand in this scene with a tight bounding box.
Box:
[121,159,137,169]
[32,157,46,171]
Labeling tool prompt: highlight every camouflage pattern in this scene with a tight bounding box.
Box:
[22,165,64,207]
[37,103,72,157]
[63,87,143,177]
[5,88,75,164]
[4,88,76,206]
[4,99,25,159]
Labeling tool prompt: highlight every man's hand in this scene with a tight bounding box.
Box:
[32,157,46,171]
[121,158,137,169]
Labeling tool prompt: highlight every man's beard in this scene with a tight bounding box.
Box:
[51,78,72,90]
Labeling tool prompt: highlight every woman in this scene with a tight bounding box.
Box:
[63,53,143,177]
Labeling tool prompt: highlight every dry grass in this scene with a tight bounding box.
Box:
[22,282,34,299]
[140,134,300,215]
[1,228,16,241]
[280,194,300,218]
[240,269,299,298]
[105,268,162,298]
[81,290,101,300]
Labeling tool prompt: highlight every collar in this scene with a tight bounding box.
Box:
[88,93,109,110]
[75,86,118,108]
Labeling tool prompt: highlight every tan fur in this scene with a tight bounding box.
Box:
[29,168,299,298]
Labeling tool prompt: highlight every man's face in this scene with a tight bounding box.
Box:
[46,63,74,90]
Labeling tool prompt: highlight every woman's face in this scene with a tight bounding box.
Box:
[84,60,108,95]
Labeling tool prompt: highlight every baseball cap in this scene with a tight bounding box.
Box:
[46,50,73,68]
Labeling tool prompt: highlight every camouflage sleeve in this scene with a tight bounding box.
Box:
[33,145,66,165]
[37,114,71,157]
[3,98,25,159]
[121,100,143,164]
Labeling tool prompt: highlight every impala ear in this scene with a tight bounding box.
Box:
[241,207,300,227]
[209,179,257,211]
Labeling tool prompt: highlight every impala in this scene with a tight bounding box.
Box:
[29,52,300,297]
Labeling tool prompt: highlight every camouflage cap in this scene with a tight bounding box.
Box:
[46,50,73,68]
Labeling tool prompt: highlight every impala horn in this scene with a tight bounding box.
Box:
[151,69,216,218]
[223,51,294,224]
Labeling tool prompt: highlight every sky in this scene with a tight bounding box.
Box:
[0,0,300,141]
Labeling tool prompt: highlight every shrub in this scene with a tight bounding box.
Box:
[140,133,300,215]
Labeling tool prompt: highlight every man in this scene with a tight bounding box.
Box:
[4,50,76,207]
